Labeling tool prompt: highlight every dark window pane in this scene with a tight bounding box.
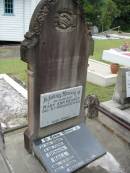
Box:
[4,0,13,14]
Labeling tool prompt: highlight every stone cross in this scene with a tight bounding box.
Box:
[21,0,90,152]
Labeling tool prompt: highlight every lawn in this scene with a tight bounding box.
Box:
[1,39,127,102]
[0,58,114,102]
[0,58,27,83]
[86,82,114,102]
[92,39,130,61]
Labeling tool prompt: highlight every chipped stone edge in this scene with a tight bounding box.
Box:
[0,74,27,99]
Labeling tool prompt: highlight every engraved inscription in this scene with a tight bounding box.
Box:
[40,86,82,127]
[34,126,84,173]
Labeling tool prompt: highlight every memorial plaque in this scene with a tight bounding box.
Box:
[40,86,82,127]
[33,124,106,173]
[126,71,130,98]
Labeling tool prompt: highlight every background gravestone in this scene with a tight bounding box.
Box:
[21,0,90,152]
[113,67,130,105]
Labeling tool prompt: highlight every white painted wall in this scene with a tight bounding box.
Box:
[23,0,32,34]
[0,0,40,42]
[31,0,40,13]
[0,0,24,41]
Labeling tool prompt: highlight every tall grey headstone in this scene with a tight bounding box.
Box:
[21,1,106,172]
[21,0,90,152]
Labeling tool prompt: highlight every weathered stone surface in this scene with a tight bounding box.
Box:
[113,67,130,105]
[0,154,10,173]
[100,100,130,143]
[21,0,90,151]
[84,95,99,119]
[0,79,27,128]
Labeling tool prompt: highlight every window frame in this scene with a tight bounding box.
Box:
[4,0,14,16]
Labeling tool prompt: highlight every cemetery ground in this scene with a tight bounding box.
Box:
[0,39,130,172]
[1,39,130,101]
[2,118,130,173]
[0,39,124,102]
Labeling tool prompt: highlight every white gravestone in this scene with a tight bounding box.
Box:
[40,86,82,127]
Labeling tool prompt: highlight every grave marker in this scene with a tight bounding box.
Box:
[126,71,130,98]
[21,0,105,172]
[21,0,89,151]
[113,67,130,105]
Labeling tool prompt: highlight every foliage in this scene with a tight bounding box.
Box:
[112,0,130,31]
[80,0,104,28]
[100,0,120,31]
[79,0,120,31]
[80,0,130,31]
[86,82,114,102]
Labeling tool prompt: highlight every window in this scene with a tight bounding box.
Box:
[4,0,13,15]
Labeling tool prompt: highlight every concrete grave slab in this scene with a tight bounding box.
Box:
[102,49,130,66]
[99,100,130,143]
[0,74,27,129]
[87,59,117,86]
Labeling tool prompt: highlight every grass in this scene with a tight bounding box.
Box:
[0,58,114,102]
[92,39,130,61]
[1,39,128,101]
[0,58,27,82]
[86,82,114,102]
[87,39,128,101]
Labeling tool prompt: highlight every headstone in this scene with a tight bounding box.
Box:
[21,0,89,152]
[21,0,105,172]
[92,26,99,34]
[113,67,130,105]
[126,71,130,98]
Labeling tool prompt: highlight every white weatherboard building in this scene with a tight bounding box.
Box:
[0,0,40,41]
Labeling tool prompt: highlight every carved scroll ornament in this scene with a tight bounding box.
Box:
[21,0,57,62]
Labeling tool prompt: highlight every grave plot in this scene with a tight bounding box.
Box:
[87,59,117,87]
[0,74,27,129]
[102,49,130,66]
[20,0,106,172]
[99,67,130,143]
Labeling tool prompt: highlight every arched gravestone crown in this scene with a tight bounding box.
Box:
[21,0,90,152]
[21,0,85,63]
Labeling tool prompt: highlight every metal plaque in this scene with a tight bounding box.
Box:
[40,86,82,128]
[33,123,106,173]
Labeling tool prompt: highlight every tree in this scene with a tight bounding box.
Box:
[100,0,120,31]
[112,0,130,31]
[80,0,104,28]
